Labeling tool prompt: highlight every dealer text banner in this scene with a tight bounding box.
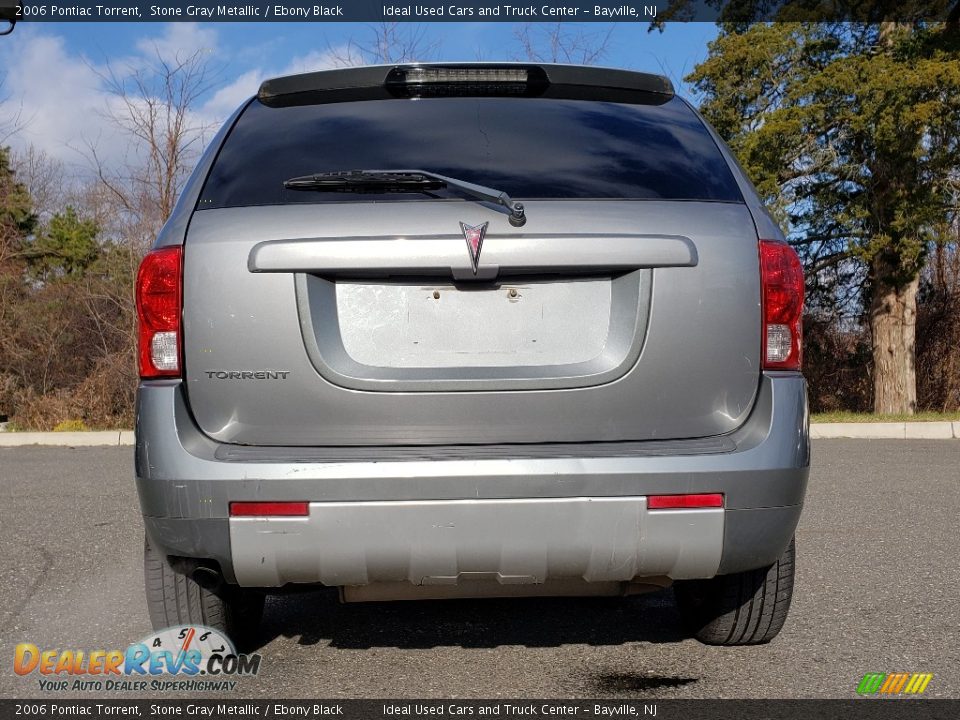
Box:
[1,700,959,720]
[5,0,958,23]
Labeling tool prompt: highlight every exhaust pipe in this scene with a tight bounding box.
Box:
[191,566,223,591]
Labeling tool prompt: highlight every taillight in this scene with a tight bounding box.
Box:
[136,247,182,378]
[760,240,804,371]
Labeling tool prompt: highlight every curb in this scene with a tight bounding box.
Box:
[0,431,133,447]
[1,424,959,446]
[810,422,960,440]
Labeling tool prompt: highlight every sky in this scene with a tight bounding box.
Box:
[0,21,719,169]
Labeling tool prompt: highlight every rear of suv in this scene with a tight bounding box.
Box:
[136,64,808,647]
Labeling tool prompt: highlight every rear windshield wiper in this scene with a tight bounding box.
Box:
[283,169,527,226]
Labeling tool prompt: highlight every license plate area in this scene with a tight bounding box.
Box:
[337,279,610,368]
[295,270,651,391]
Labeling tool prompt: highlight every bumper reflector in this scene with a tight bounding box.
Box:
[647,493,724,510]
[229,501,309,517]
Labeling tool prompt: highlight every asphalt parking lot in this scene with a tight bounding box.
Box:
[1,440,958,699]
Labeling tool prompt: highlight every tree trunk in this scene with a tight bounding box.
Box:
[870,256,918,414]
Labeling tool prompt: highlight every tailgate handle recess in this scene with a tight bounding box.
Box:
[249,234,697,280]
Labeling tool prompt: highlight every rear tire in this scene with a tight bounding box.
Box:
[144,534,264,649]
[674,537,795,646]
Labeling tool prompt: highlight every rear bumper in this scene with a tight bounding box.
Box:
[231,497,725,587]
[136,373,809,587]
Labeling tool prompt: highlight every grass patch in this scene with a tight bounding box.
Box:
[53,419,90,432]
[812,411,960,423]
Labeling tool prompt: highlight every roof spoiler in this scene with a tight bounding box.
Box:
[258,63,675,105]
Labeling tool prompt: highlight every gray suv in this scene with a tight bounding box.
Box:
[135,64,808,647]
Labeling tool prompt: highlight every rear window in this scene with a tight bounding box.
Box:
[199,95,743,209]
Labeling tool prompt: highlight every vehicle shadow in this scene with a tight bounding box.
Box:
[252,587,691,651]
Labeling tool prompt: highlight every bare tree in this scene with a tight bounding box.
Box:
[87,45,218,248]
[11,146,69,223]
[0,74,25,145]
[327,22,440,66]
[513,23,615,65]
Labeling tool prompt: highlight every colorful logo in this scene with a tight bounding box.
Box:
[857,672,933,696]
[14,625,261,692]
[459,221,488,274]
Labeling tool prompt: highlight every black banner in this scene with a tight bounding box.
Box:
[1,700,960,720]
[2,0,959,23]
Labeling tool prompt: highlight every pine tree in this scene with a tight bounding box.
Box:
[688,23,960,413]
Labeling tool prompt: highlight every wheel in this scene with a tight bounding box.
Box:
[143,534,264,649]
[674,537,795,646]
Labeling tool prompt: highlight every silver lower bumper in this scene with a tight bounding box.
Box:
[229,496,724,588]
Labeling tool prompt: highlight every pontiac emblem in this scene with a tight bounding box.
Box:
[459,221,488,274]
